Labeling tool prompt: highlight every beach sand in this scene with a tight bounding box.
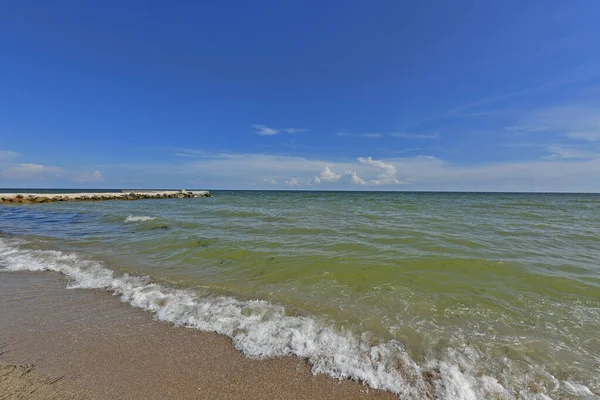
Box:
[0,271,396,399]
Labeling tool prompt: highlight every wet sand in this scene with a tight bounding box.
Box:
[0,271,396,399]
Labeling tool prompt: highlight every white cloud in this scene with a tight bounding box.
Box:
[336,132,383,138]
[566,131,600,141]
[253,124,280,136]
[357,157,402,185]
[0,152,105,184]
[512,105,600,142]
[174,149,207,157]
[317,166,341,182]
[1,163,62,179]
[388,155,600,191]
[253,125,307,136]
[341,171,367,185]
[312,165,371,185]
[282,128,308,134]
[337,132,438,139]
[542,145,600,159]
[102,150,600,191]
[0,150,19,161]
[284,178,300,186]
[72,170,103,182]
[262,179,278,185]
[390,132,439,139]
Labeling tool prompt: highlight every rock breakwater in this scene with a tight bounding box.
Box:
[1,190,211,204]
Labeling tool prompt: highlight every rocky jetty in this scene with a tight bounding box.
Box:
[1,190,211,204]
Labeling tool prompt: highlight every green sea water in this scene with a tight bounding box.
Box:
[1,191,599,399]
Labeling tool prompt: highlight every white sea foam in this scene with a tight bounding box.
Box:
[124,216,157,222]
[0,237,596,400]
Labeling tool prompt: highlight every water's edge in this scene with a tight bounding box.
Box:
[2,236,596,400]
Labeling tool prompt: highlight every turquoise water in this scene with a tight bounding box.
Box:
[1,191,599,399]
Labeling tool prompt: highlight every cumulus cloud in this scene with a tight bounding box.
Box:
[357,157,402,185]
[316,166,341,182]
[284,178,300,186]
[312,165,370,185]
[72,170,103,182]
[253,125,308,136]
[262,178,278,185]
[341,171,367,185]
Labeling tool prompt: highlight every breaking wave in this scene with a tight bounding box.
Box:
[124,216,157,222]
[0,237,595,400]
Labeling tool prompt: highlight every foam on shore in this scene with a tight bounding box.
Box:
[0,237,592,400]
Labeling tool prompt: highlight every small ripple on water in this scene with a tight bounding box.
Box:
[1,191,600,398]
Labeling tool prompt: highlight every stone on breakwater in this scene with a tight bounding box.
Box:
[1,190,211,204]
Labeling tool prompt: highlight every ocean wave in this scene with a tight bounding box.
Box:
[124,216,157,222]
[0,237,594,400]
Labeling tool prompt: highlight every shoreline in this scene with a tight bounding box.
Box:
[0,271,396,399]
[0,190,211,204]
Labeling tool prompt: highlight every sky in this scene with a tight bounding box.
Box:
[1,1,600,191]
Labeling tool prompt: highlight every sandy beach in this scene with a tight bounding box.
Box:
[0,271,396,400]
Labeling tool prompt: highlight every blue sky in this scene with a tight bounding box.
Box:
[1,1,600,191]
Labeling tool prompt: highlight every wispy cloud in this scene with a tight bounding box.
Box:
[253,124,280,136]
[282,128,308,134]
[174,149,209,158]
[1,163,63,179]
[408,66,600,128]
[389,132,439,140]
[566,131,600,141]
[544,145,600,159]
[0,150,19,162]
[337,132,438,139]
[253,125,308,136]
[336,132,383,138]
[0,151,107,185]
[507,105,600,142]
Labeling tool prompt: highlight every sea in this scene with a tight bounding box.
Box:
[0,190,599,399]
